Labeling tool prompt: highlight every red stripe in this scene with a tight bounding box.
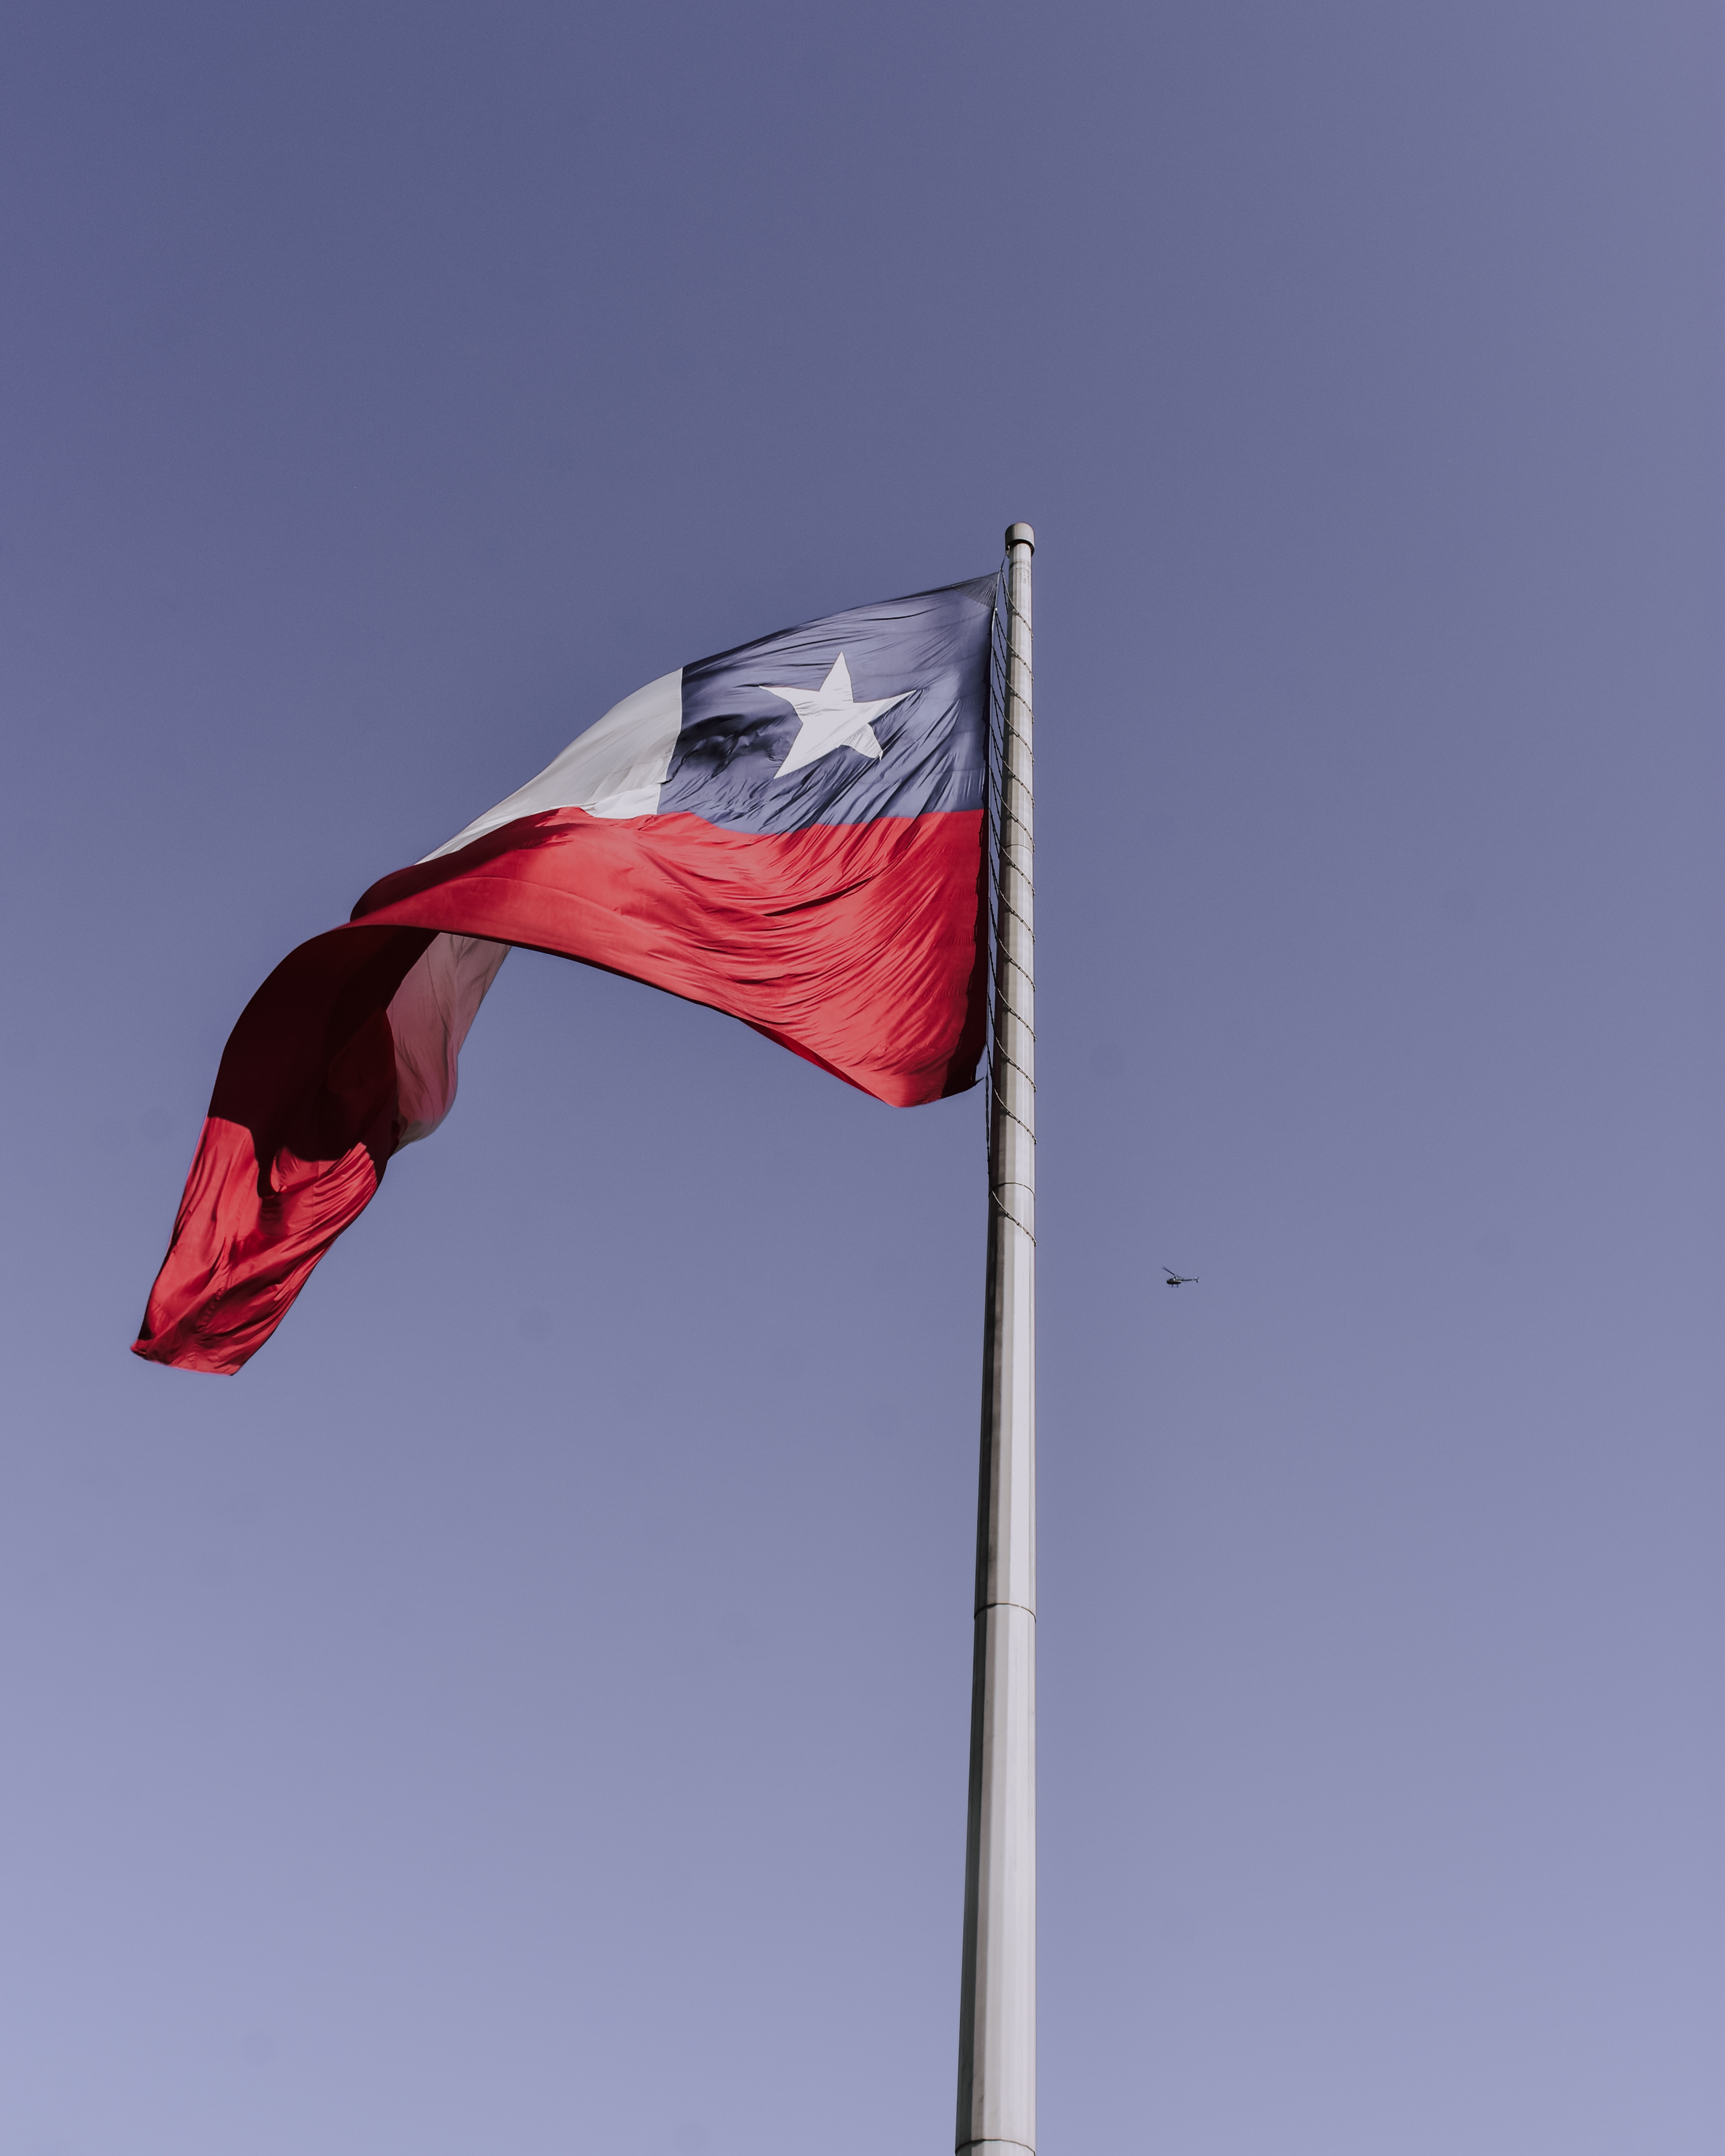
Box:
[356,807,987,1105]
[135,808,985,1374]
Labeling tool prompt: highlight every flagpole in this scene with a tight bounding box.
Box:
[957,521,1036,2156]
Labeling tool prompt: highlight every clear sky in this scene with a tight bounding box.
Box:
[2,4,1721,2151]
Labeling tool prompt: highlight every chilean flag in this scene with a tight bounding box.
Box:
[134,576,997,1374]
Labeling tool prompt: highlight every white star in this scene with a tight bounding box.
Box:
[757,652,913,778]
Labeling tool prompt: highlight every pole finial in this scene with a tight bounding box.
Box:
[1004,521,1035,552]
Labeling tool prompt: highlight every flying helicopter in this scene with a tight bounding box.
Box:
[1162,1267,1198,1286]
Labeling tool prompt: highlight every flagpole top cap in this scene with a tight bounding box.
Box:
[1004,521,1035,552]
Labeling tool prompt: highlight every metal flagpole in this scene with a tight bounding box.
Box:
[957,521,1036,2156]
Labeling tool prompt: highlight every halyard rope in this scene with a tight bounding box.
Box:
[986,561,1035,1246]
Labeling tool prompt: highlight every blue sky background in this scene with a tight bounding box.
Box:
[2,4,1721,2151]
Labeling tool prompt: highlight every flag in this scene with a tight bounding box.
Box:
[134,576,996,1374]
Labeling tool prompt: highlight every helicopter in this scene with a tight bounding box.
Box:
[1162,1267,1198,1286]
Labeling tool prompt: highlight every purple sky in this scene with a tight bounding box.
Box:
[3,4,1722,2150]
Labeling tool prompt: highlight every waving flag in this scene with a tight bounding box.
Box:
[134,576,996,1374]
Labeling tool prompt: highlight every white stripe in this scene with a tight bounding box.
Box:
[422,667,684,863]
[389,668,683,1151]
[388,932,512,1148]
